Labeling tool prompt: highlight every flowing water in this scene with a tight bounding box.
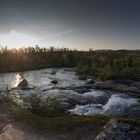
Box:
[0,68,140,119]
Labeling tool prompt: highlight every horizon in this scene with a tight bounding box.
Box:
[0,0,140,50]
[0,45,140,51]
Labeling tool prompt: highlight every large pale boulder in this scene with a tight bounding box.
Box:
[0,124,24,140]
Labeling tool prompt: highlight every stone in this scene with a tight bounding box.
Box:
[95,119,140,140]
[51,79,58,84]
[51,70,56,75]
[131,82,140,89]
[94,80,140,95]
[78,74,88,80]
[115,79,134,86]
[17,79,28,88]
[86,79,95,84]
[0,124,24,140]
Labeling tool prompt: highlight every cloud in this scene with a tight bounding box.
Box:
[39,29,76,44]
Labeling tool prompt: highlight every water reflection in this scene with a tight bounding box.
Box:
[14,74,23,87]
[0,68,83,90]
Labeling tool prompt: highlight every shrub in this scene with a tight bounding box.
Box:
[22,94,65,117]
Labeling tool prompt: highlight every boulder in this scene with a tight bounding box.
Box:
[115,79,134,86]
[95,119,140,140]
[78,74,88,80]
[131,82,140,89]
[51,70,56,75]
[86,79,95,84]
[17,79,28,88]
[51,79,58,84]
[0,124,24,140]
[95,80,140,94]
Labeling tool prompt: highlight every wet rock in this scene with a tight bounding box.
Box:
[115,79,134,86]
[0,124,24,140]
[17,79,28,88]
[95,119,140,140]
[131,82,140,89]
[73,88,91,94]
[51,70,56,75]
[64,68,74,72]
[95,80,140,95]
[78,74,88,80]
[42,89,96,108]
[86,79,95,84]
[50,79,58,84]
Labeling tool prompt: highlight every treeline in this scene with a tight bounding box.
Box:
[0,46,140,80]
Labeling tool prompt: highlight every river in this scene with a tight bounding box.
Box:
[0,68,140,119]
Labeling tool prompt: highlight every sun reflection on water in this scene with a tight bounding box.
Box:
[14,74,23,87]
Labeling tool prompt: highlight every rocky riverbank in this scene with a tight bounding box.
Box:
[0,68,140,140]
[94,80,140,97]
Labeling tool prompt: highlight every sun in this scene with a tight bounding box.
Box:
[0,30,38,48]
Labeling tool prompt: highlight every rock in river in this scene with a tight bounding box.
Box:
[51,70,56,75]
[51,79,58,84]
[95,80,140,95]
[78,74,88,80]
[86,79,95,84]
[17,79,28,88]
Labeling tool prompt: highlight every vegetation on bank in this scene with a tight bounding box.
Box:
[2,93,109,130]
[1,93,139,130]
[22,94,66,117]
[0,47,140,80]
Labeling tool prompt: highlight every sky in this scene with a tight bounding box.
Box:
[0,0,140,50]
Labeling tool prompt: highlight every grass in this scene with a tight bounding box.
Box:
[10,104,109,130]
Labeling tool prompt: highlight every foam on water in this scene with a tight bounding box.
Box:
[102,94,139,115]
[83,90,105,98]
[69,104,103,115]
[69,94,140,116]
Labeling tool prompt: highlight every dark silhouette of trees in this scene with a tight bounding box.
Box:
[0,47,139,80]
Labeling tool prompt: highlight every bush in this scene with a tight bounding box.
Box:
[22,94,65,117]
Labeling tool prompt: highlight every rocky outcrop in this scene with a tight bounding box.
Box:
[17,79,28,88]
[95,80,140,95]
[95,119,140,140]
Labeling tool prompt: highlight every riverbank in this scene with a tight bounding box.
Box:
[0,94,140,140]
[0,68,140,139]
